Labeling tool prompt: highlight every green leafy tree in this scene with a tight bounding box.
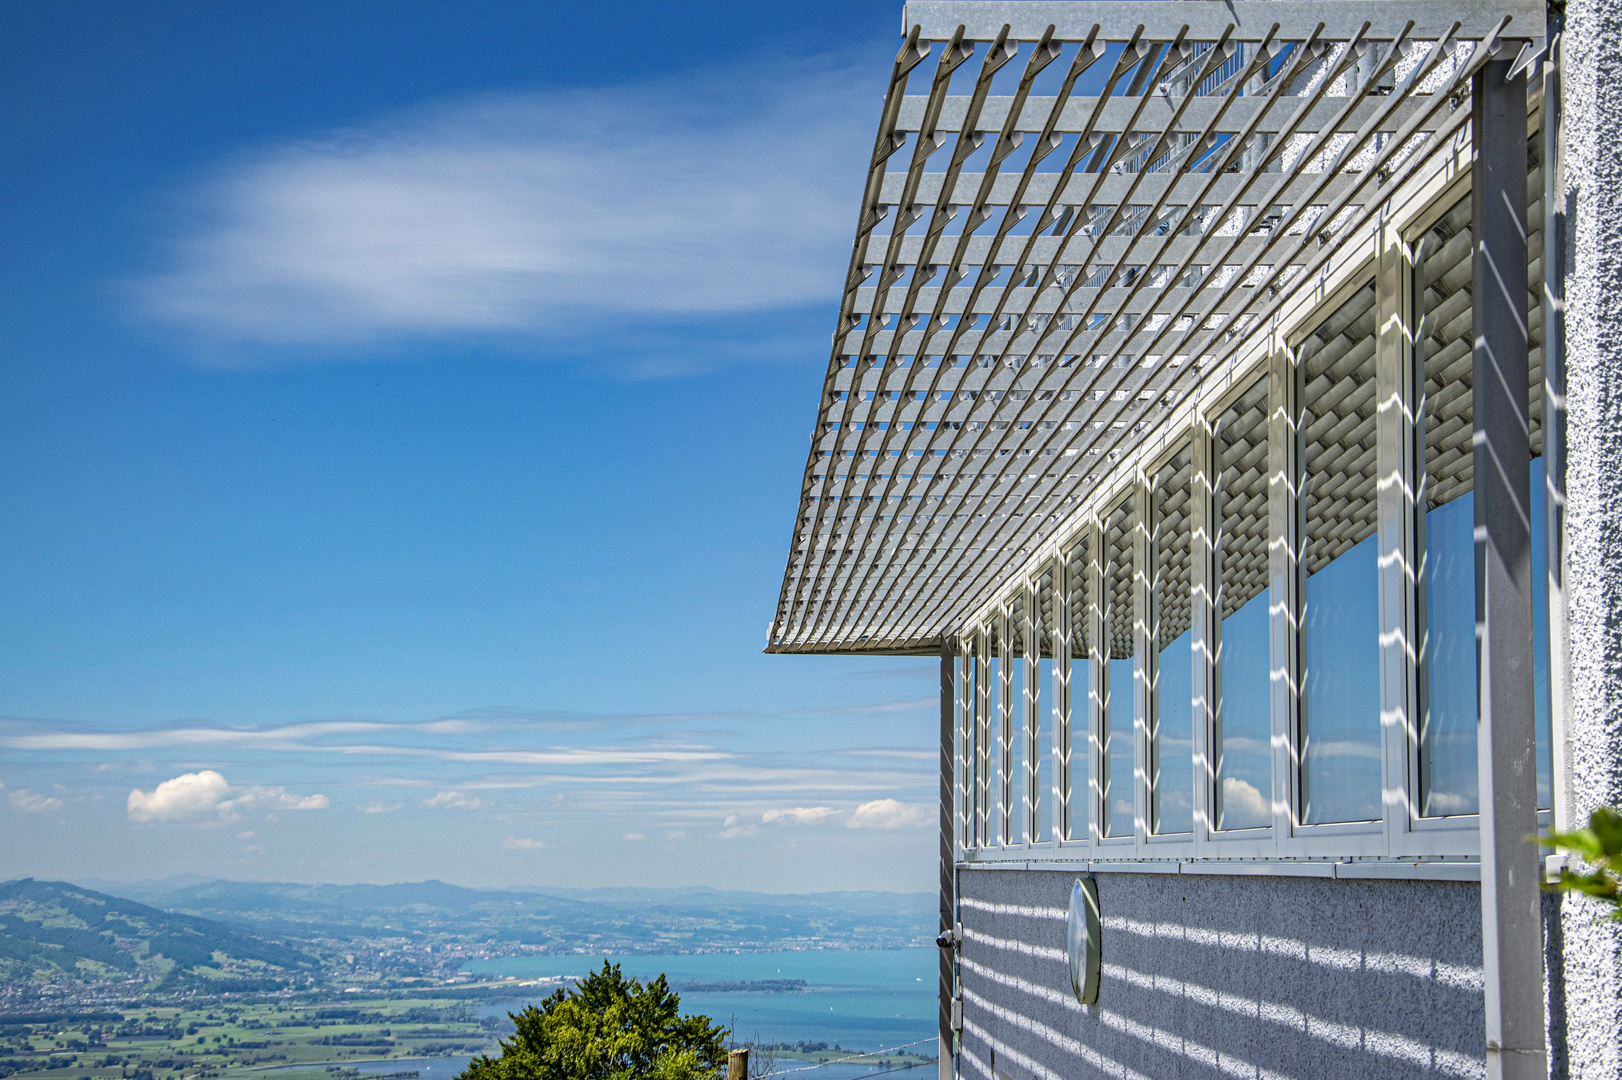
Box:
[1540,805,1622,917]
[459,962,728,1080]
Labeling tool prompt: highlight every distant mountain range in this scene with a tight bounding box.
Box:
[0,878,315,991]
[0,876,934,1000]
[86,878,935,953]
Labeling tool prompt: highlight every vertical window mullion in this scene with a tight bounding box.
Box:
[1192,417,1217,851]
[1269,347,1302,842]
[1378,213,1418,853]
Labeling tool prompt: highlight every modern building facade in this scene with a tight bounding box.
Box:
[768,1,1622,1076]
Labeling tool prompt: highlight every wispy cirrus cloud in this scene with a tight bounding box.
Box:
[9,788,64,815]
[131,55,874,366]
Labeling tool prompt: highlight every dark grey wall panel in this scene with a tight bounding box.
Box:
[957,868,1484,1080]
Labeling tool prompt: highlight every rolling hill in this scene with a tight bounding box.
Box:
[0,878,316,990]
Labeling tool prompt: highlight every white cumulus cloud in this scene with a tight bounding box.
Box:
[762,806,838,826]
[133,56,872,357]
[127,770,328,823]
[424,790,482,810]
[502,836,546,850]
[9,789,64,815]
[1219,778,1271,824]
[846,799,930,830]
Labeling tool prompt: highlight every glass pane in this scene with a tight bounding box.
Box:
[961,649,974,848]
[1532,458,1551,809]
[1152,445,1194,834]
[1103,494,1138,837]
[1528,149,1552,811]
[1005,616,1022,846]
[980,648,997,846]
[1416,193,1552,816]
[1038,642,1053,843]
[1035,570,1053,843]
[1299,279,1382,824]
[1416,196,1476,816]
[1066,539,1091,841]
[1215,377,1274,830]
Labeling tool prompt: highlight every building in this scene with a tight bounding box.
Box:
[767,2,1622,1077]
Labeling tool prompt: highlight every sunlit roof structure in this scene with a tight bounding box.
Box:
[752,0,1622,1077]
[768,0,1538,656]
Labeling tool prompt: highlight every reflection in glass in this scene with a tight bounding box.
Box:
[1032,572,1053,843]
[961,649,975,848]
[1152,446,1194,834]
[1067,540,1091,841]
[1299,280,1382,824]
[1416,196,1477,816]
[1416,194,1552,814]
[979,649,997,846]
[1214,377,1273,829]
[1037,613,1053,843]
[1533,459,1551,809]
[1004,612,1023,846]
[1103,496,1137,837]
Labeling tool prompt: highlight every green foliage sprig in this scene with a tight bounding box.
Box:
[458,961,728,1080]
[1540,806,1622,917]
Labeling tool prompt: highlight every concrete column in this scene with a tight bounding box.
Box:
[939,639,955,1080]
[1471,56,1544,1080]
[1556,0,1622,1075]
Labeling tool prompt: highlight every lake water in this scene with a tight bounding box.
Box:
[464,949,939,1057]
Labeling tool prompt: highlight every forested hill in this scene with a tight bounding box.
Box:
[0,879,314,990]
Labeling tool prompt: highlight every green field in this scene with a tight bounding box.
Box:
[0,997,935,1080]
[0,996,504,1080]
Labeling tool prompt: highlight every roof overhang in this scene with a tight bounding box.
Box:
[767,0,1543,655]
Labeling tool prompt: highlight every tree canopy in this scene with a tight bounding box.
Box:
[459,961,729,1080]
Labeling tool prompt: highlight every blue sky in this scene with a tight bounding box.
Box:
[0,0,942,891]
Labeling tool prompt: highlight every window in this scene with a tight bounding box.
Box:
[1213,377,1273,830]
[1414,192,1552,816]
[1034,570,1055,844]
[960,643,976,850]
[1151,445,1194,834]
[1101,494,1138,838]
[1296,280,1382,825]
[978,637,996,847]
[1002,604,1023,846]
[1066,538,1091,842]
[1414,198,1477,817]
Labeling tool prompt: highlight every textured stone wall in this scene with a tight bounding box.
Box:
[956,868,1484,1080]
[1557,1,1622,1076]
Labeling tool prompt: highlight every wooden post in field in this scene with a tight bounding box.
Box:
[728,1048,749,1080]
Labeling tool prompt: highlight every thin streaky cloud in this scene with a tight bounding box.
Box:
[132,55,874,357]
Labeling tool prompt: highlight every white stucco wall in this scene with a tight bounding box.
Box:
[1554,1,1622,1076]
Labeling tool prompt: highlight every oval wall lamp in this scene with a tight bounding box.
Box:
[1067,876,1101,1005]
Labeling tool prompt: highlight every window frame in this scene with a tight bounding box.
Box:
[951,135,1553,870]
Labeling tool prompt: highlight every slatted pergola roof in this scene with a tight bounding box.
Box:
[766,0,1542,656]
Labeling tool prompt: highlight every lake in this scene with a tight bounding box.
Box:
[464,949,939,1057]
